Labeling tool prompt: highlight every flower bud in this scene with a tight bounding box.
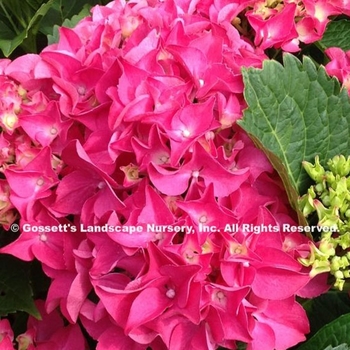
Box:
[325,171,336,187]
[319,239,335,256]
[336,232,350,250]
[327,155,350,177]
[309,259,331,278]
[344,270,350,279]
[298,193,316,217]
[329,190,343,208]
[314,199,340,227]
[302,156,325,182]
[340,256,350,267]
[315,183,324,194]
[331,256,341,271]
[334,278,345,291]
[321,194,331,207]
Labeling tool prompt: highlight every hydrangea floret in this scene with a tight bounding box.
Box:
[325,47,350,93]
[299,155,350,290]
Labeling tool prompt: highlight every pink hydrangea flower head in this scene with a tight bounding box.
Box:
[325,47,350,93]
[247,2,299,51]
[0,0,334,349]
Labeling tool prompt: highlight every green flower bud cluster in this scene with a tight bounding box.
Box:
[298,155,350,291]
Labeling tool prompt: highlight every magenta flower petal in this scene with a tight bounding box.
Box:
[162,98,219,164]
[251,297,310,349]
[149,142,249,197]
[297,272,331,298]
[125,287,171,333]
[19,101,71,147]
[48,324,87,350]
[51,170,102,215]
[252,267,311,300]
[96,325,146,350]
[248,322,275,350]
[148,162,191,196]
[0,319,14,348]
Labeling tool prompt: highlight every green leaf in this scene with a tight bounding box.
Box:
[46,24,60,45]
[0,254,40,319]
[0,20,25,57]
[237,54,350,222]
[62,4,92,28]
[0,0,53,57]
[27,1,56,34]
[236,341,247,350]
[40,0,105,37]
[0,0,44,30]
[0,0,110,56]
[46,4,93,45]
[302,291,350,338]
[324,344,350,350]
[21,0,55,52]
[297,313,350,350]
[319,20,350,51]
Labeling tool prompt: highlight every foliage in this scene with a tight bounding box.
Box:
[0,0,110,58]
[298,313,350,350]
[238,54,350,222]
[319,20,350,52]
[0,254,40,318]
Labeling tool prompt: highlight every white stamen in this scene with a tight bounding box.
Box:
[216,291,225,300]
[166,288,176,299]
[199,215,207,224]
[36,178,44,186]
[182,129,191,138]
[77,86,86,96]
[39,233,48,242]
[159,155,169,164]
[97,182,105,189]
[192,170,200,178]
[154,232,163,240]
[213,290,227,306]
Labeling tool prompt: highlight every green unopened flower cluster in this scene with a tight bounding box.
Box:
[298,155,350,291]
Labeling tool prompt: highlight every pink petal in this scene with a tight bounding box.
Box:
[97,326,145,350]
[252,267,311,300]
[126,287,171,332]
[248,322,275,350]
